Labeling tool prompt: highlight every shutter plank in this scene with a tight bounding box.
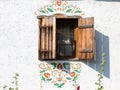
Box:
[45,17,49,59]
[38,19,41,59]
[74,28,79,58]
[41,18,45,59]
[77,17,94,60]
[86,18,94,52]
[52,17,56,59]
[38,17,56,60]
[48,18,52,59]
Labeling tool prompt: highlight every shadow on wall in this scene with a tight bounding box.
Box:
[82,30,110,78]
[39,31,110,79]
[39,30,110,79]
[96,0,120,2]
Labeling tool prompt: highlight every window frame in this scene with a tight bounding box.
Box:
[37,15,94,60]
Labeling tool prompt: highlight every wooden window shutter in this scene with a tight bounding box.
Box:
[38,16,56,60]
[74,17,94,60]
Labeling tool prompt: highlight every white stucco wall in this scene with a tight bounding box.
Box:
[0,0,120,90]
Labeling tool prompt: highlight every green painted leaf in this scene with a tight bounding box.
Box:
[95,82,100,85]
[73,76,78,81]
[3,85,7,89]
[40,70,46,73]
[75,10,81,13]
[66,77,72,80]
[13,76,17,79]
[47,8,54,12]
[100,63,104,66]
[98,73,101,76]
[102,53,106,57]
[15,73,19,76]
[38,10,46,13]
[100,86,104,89]
[63,63,70,69]
[66,9,72,13]
[51,63,57,69]
[63,63,66,69]
[12,81,14,84]
[75,70,81,73]
[9,87,14,90]
[54,83,59,87]
[46,78,52,81]
[100,68,104,71]
[42,76,45,81]
[58,83,64,88]
[99,76,103,79]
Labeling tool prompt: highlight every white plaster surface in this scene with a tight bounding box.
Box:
[0,0,120,90]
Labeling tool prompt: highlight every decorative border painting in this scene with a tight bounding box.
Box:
[35,0,84,16]
[39,62,81,89]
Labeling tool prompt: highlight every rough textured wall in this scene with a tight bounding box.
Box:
[0,0,120,90]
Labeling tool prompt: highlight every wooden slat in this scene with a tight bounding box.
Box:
[39,26,52,28]
[38,16,56,60]
[38,19,41,59]
[41,18,45,59]
[78,24,93,29]
[74,28,79,58]
[76,17,94,60]
[52,16,56,59]
[45,17,49,59]
[49,17,52,59]
[48,18,51,59]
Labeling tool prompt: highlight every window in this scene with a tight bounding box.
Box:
[56,19,77,59]
[38,15,94,60]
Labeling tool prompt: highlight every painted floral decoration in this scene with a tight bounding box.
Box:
[35,0,83,16]
[39,62,81,88]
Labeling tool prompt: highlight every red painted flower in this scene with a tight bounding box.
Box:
[57,64,62,69]
[44,73,50,78]
[56,0,62,6]
[77,86,80,90]
[70,72,75,77]
[57,77,62,81]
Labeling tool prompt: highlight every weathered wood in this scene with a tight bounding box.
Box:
[41,18,45,59]
[48,18,52,58]
[74,28,79,58]
[38,19,41,59]
[78,24,93,29]
[45,17,49,59]
[48,18,51,59]
[75,17,94,60]
[39,26,52,28]
[38,16,56,60]
[52,16,56,59]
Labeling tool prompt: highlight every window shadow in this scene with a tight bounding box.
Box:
[82,30,110,78]
[38,30,110,90]
[38,30,110,78]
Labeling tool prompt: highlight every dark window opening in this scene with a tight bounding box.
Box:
[56,18,78,59]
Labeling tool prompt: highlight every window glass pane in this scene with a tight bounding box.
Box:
[56,19,77,58]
